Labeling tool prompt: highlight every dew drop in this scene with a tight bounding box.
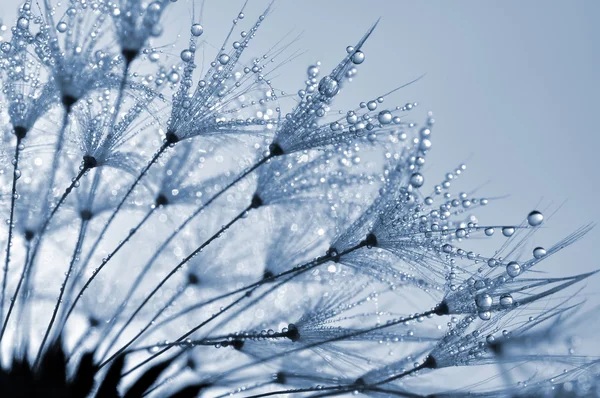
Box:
[168,71,180,83]
[484,227,495,236]
[17,17,29,30]
[527,210,543,226]
[499,294,514,308]
[378,110,392,125]
[455,228,466,238]
[190,23,203,37]
[502,226,515,237]
[533,247,547,259]
[318,76,339,97]
[478,311,491,321]
[351,50,365,64]
[506,261,521,277]
[307,65,319,77]
[409,173,424,188]
[57,21,67,32]
[475,293,492,310]
[180,49,193,62]
[218,53,230,65]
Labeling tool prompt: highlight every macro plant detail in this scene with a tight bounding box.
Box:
[0,0,596,397]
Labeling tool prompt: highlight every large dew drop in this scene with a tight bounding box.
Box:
[533,247,547,259]
[527,210,543,226]
[409,173,424,188]
[475,293,492,310]
[378,110,392,125]
[506,261,521,277]
[502,226,515,237]
[318,76,339,97]
[190,23,203,37]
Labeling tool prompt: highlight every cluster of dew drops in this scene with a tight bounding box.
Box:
[461,210,545,322]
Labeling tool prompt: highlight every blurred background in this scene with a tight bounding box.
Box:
[1,0,598,278]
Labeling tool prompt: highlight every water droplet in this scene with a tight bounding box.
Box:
[499,294,514,308]
[318,76,339,97]
[180,49,193,62]
[506,261,521,277]
[533,247,547,259]
[478,311,491,321]
[168,71,180,83]
[190,23,203,37]
[475,293,492,310]
[410,173,424,188]
[346,111,357,124]
[502,227,515,237]
[57,21,67,32]
[419,138,432,151]
[17,17,29,30]
[527,210,543,226]
[218,53,230,65]
[455,228,466,238]
[484,227,495,236]
[378,110,392,124]
[351,50,365,64]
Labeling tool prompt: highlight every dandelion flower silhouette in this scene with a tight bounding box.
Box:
[0,1,597,398]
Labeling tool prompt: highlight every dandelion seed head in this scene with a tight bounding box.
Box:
[0,2,594,398]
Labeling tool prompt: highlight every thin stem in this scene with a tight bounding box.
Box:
[16,114,73,327]
[0,137,22,331]
[108,59,131,139]
[60,171,101,311]
[210,309,437,386]
[67,325,95,363]
[9,164,91,347]
[98,283,187,366]
[372,363,428,386]
[37,111,70,245]
[85,205,158,346]
[148,245,360,332]
[243,386,343,398]
[34,218,88,369]
[60,143,169,329]
[121,242,369,376]
[0,165,88,343]
[127,317,294,354]
[96,205,157,287]
[201,271,303,340]
[141,362,188,397]
[291,366,430,398]
[364,387,427,398]
[0,240,32,342]
[214,381,274,398]
[39,166,91,236]
[101,154,273,338]
[100,203,254,369]
[122,291,251,376]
